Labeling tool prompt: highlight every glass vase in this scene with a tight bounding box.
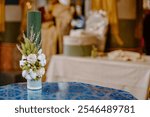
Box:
[27,78,42,90]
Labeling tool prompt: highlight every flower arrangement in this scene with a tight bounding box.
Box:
[17,28,46,81]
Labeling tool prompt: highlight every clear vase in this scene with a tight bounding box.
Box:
[27,78,42,90]
[27,89,42,99]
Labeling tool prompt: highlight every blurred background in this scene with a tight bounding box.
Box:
[0,0,149,85]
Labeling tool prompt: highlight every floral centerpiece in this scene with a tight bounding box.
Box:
[17,28,46,90]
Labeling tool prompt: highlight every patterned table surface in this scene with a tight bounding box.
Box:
[0,82,136,100]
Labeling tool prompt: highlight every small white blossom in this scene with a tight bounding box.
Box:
[22,70,28,78]
[29,69,37,79]
[22,70,31,80]
[38,53,46,66]
[27,54,37,64]
[38,53,45,61]
[37,68,45,77]
[40,59,46,66]
[20,60,26,66]
[25,74,32,80]
[22,69,37,80]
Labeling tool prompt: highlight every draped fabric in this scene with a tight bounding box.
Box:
[0,0,5,32]
[91,0,123,46]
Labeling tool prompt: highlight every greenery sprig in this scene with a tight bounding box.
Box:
[16,27,46,81]
[17,27,41,56]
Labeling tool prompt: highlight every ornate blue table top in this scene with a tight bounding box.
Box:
[0,82,136,100]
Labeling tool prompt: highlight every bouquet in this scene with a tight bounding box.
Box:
[17,28,46,81]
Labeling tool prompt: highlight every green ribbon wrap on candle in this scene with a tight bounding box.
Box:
[27,11,41,45]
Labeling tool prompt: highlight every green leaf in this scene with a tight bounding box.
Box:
[34,31,41,46]
[26,50,31,55]
[30,26,34,42]
[21,43,26,54]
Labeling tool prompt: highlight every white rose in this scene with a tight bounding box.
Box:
[27,54,37,64]
[25,74,32,80]
[38,53,46,66]
[22,69,37,80]
[37,68,45,77]
[20,60,26,66]
[29,69,37,79]
[22,70,28,78]
[22,70,32,80]
[38,53,46,61]
[39,59,46,66]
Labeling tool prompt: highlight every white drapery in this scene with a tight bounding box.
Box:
[46,55,150,100]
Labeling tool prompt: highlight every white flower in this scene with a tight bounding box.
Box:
[20,60,26,66]
[29,69,37,79]
[22,70,28,78]
[39,59,46,66]
[25,74,32,80]
[22,70,32,80]
[38,49,42,54]
[22,69,37,80]
[20,53,46,80]
[38,53,45,61]
[37,68,45,77]
[38,53,46,66]
[27,54,37,64]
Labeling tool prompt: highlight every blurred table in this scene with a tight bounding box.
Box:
[0,82,136,100]
[46,55,150,100]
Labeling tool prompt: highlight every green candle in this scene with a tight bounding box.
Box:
[27,11,41,45]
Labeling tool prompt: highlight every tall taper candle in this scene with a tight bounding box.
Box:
[27,11,41,45]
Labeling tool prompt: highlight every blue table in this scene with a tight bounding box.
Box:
[0,82,136,100]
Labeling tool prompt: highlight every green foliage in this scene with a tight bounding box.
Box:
[16,27,41,56]
[17,36,38,55]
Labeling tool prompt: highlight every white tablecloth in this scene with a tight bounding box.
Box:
[46,55,150,100]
